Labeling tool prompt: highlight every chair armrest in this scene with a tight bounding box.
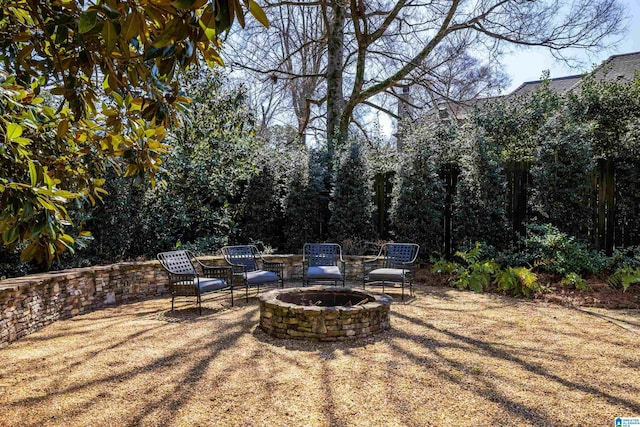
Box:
[263,261,284,277]
[220,259,248,275]
[201,265,233,282]
[399,260,418,269]
[362,257,381,275]
[167,272,198,284]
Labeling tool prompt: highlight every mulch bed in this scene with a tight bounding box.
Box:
[415,268,640,309]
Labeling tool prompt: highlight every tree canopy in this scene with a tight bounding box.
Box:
[0,0,267,265]
[230,0,626,150]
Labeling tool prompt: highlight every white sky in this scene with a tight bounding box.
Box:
[379,0,640,139]
[501,0,640,92]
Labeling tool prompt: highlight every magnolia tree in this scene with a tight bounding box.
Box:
[0,0,268,265]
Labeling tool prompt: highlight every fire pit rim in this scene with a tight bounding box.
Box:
[258,285,393,311]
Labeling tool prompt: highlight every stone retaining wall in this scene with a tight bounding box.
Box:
[0,255,372,348]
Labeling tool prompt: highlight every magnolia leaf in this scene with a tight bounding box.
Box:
[101,4,121,20]
[3,227,19,245]
[17,45,34,65]
[200,4,216,29]
[57,119,69,139]
[102,19,117,55]
[215,1,231,34]
[152,25,175,48]
[122,12,140,40]
[124,164,138,177]
[60,234,75,244]
[112,91,123,106]
[14,137,31,146]
[6,123,23,141]
[79,10,99,33]
[171,0,196,9]
[19,242,38,262]
[28,161,38,187]
[248,0,269,28]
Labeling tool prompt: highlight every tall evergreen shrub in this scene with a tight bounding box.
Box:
[390,135,443,255]
[282,150,323,253]
[236,161,284,248]
[453,126,510,250]
[529,110,593,239]
[329,142,374,243]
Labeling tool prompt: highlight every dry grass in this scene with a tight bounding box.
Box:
[1,284,639,426]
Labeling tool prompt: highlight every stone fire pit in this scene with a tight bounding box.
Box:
[258,286,392,341]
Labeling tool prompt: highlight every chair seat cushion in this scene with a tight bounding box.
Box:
[307,266,343,279]
[196,277,229,293]
[245,270,279,286]
[367,268,409,282]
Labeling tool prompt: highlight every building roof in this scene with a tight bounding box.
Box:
[585,51,640,84]
[415,50,640,126]
[509,74,583,98]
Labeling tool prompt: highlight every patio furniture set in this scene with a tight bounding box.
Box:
[157,243,419,314]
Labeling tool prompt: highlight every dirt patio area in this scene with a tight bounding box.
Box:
[1,285,639,426]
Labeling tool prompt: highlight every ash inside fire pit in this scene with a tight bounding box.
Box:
[277,291,373,307]
[259,286,392,341]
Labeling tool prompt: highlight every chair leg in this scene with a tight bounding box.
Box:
[171,294,175,311]
[245,283,249,303]
[401,278,405,301]
[198,294,202,315]
[230,287,234,307]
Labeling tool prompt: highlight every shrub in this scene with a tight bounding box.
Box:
[607,266,640,292]
[514,224,608,275]
[452,126,510,251]
[431,242,498,293]
[390,134,443,254]
[530,111,594,240]
[608,246,640,271]
[560,272,591,292]
[495,266,540,297]
[329,142,374,242]
[236,161,284,249]
[281,150,323,253]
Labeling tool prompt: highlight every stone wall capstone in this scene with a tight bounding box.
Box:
[0,255,373,348]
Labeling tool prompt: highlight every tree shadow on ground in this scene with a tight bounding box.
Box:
[390,309,640,419]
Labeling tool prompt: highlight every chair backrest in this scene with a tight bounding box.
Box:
[157,250,197,275]
[221,245,258,272]
[303,243,341,266]
[383,243,419,268]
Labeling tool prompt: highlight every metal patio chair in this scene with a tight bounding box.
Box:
[157,250,233,314]
[221,245,284,302]
[302,243,346,287]
[362,243,419,300]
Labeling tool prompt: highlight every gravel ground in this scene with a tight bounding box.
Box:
[1,284,639,427]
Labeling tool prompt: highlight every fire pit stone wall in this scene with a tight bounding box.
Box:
[259,286,392,341]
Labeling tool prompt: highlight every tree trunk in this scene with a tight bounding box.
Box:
[596,159,615,255]
[325,0,346,156]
